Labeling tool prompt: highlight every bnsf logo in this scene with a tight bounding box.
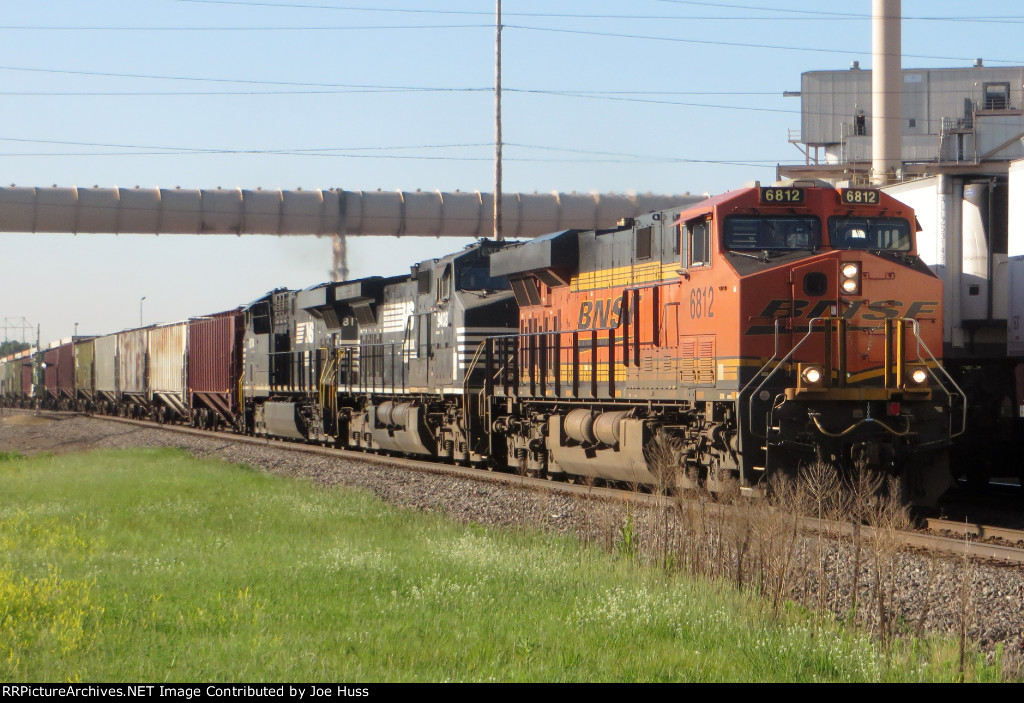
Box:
[744,298,940,334]
[758,299,939,320]
[578,298,626,330]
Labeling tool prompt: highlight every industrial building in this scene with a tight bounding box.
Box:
[780,63,1024,364]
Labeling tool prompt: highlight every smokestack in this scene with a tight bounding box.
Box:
[871,0,902,185]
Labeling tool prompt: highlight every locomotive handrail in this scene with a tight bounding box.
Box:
[744,317,824,439]
[903,318,968,438]
[735,318,782,448]
[325,340,410,396]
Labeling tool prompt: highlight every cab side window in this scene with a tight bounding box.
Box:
[688,218,711,267]
[437,264,452,302]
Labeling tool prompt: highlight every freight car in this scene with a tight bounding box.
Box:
[0,181,963,506]
[0,339,90,411]
[0,348,34,406]
[187,309,245,430]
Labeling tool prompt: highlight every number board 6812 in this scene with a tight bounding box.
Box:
[840,188,880,205]
[758,187,805,204]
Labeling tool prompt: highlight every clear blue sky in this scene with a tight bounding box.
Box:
[1,0,1021,343]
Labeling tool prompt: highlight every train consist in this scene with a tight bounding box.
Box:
[0,180,966,505]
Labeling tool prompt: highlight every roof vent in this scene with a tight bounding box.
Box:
[975,58,984,68]
[850,61,861,70]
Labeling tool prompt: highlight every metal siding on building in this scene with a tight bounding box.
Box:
[149,322,187,395]
[188,311,242,395]
[117,329,148,394]
[74,339,95,394]
[94,334,117,393]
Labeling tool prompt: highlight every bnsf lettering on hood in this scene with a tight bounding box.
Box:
[578,297,626,330]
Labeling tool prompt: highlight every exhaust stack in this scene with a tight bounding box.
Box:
[871,0,902,185]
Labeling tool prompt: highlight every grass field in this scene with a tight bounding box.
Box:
[0,448,1003,682]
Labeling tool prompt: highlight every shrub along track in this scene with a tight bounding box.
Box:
[2,407,1024,663]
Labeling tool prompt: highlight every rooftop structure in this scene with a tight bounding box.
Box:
[780,62,1024,183]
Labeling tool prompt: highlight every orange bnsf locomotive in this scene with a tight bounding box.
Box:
[485,180,965,505]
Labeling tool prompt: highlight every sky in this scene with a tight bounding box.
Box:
[1,0,1023,344]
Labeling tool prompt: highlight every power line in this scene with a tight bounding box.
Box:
[654,0,863,18]
[0,88,783,97]
[0,63,491,89]
[0,24,489,31]
[168,0,1024,23]
[0,85,1014,100]
[0,135,787,166]
[505,24,1024,65]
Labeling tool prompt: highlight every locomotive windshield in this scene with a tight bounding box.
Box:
[829,217,911,251]
[458,264,511,291]
[724,216,820,251]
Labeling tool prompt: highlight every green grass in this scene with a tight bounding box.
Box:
[0,447,1003,682]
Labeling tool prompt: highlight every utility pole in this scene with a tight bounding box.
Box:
[494,0,503,241]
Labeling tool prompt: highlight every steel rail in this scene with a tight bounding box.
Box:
[926,517,1024,546]
[5,408,1024,565]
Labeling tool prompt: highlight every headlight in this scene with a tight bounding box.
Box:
[907,365,929,387]
[840,261,861,295]
[800,365,824,387]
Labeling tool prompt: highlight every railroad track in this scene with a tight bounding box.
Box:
[6,408,1024,566]
[926,517,1024,548]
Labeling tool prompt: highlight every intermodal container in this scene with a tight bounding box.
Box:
[94,334,118,394]
[149,321,187,397]
[117,328,148,395]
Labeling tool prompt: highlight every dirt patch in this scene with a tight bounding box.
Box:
[0,413,55,427]
[0,411,103,455]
